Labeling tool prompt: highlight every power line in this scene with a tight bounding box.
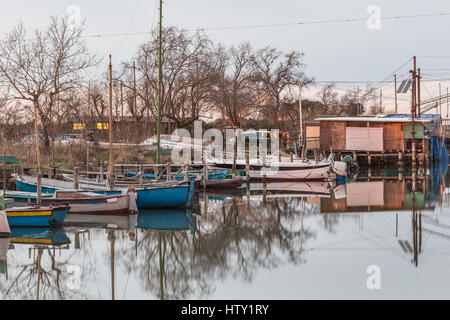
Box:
[80,11,450,39]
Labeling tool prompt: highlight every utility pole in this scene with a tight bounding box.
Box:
[156,0,163,164]
[297,80,304,159]
[439,83,442,116]
[133,61,137,117]
[379,89,382,113]
[394,74,398,114]
[447,87,449,118]
[120,80,124,120]
[108,55,114,189]
[417,68,421,117]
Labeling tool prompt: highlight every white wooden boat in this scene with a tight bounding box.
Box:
[0,209,10,238]
[205,152,347,181]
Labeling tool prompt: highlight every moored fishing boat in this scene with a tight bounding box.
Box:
[13,174,196,209]
[5,190,137,215]
[133,183,195,209]
[5,204,69,227]
[0,210,10,238]
[205,153,347,181]
[124,169,228,181]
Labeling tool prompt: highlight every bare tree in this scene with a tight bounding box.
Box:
[122,27,215,131]
[251,47,307,129]
[210,43,260,127]
[0,17,98,149]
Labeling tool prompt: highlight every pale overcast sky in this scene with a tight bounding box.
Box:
[1,0,450,112]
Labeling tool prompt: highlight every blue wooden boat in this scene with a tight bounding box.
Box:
[5,205,69,227]
[14,175,195,209]
[9,227,70,246]
[137,209,195,234]
[134,183,195,209]
[126,170,227,181]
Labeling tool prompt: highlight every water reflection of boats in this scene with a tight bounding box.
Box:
[9,227,70,246]
[321,180,434,213]
[0,237,10,261]
[137,210,195,234]
[64,213,137,231]
[248,182,333,198]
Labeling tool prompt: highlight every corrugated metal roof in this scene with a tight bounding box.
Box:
[315,114,440,123]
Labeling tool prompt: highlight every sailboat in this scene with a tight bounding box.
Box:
[205,150,347,181]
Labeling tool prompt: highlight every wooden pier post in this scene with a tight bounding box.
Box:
[412,142,417,168]
[245,154,250,180]
[398,151,403,168]
[100,160,104,180]
[290,152,293,162]
[203,164,207,193]
[185,163,189,182]
[262,154,267,184]
[166,163,171,181]
[138,165,143,187]
[232,129,237,178]
[36,173,42,203]
[74,167,79,190]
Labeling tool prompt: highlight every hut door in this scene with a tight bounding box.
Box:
[331,122,346,151]
[385,123,403,151]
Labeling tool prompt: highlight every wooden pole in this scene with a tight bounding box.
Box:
[74,167,79,190]
[245,153,250,179]
[32,101,41,176]
[298,81,304,159]
[394,74,398,114]
[203,164,207,193]
[447,87,449,118]
[108,55,114,189]
[232,129,237,178]
[36,173,42,203]
[417,68,421,117]
[100,160,104,180]
[166,163,171,181]
[3,142,6,193]
[139,165,143,187]
[156,0,163,164]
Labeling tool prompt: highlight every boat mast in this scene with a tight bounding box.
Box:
[33,98,42,202]
[108,55,114,189]
[297,80,304,159]
[156,0,163,164]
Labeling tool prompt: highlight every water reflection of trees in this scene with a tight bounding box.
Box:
[0,247,86,300]
[119,196,318,300]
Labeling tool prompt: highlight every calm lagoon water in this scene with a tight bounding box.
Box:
[1,167,450,300]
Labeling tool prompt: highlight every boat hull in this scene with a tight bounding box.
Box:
[6,206,68,227]
[47,193,135,215]
[15,179,57,194]
[0,210,10,238]
[134,183,195,209]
